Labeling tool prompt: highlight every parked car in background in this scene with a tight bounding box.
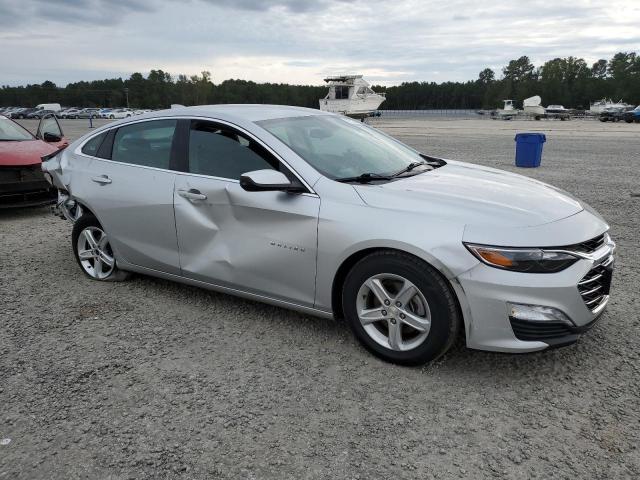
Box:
[0,114,68,207]
[98,108,114,119]
[105,108,134,119]
[60,108,82,119]
[9,108,36,119]
[622,106,640,123]
[42,105,615,365]
[27,109,58,119]
[76,108,100,119]
[2,107,21,117]
[599,107,629,122]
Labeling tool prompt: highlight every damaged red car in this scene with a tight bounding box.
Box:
[0,114,68,207]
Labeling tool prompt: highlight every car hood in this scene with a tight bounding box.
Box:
[0,140,57,167]
[354,160,584,228]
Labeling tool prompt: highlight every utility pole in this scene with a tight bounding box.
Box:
[124,88,130,108]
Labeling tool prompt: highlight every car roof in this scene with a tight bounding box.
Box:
[149,104,332,123]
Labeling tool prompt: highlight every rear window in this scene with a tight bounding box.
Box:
[81,132,107,156]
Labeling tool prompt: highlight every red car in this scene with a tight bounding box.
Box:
[0,114,69,208]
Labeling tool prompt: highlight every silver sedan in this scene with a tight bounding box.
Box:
[42,105,615,365]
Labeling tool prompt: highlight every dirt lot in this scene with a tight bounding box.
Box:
[2,117,639,479]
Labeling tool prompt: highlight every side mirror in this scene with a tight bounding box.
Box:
[43,132,62,143]
[240,169,304,193]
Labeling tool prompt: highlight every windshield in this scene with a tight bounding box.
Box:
[0,117,34,141]
[257,115,425,180]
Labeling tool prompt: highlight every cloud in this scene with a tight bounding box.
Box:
[1,0,638,86]
[198,0,352,13]
[1,0,158,26]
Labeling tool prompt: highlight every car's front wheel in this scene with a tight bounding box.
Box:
[72,214,130,281]
[342,251,461,365]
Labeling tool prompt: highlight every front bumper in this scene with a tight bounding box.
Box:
[0,166,57,208]
[456,237,615,352]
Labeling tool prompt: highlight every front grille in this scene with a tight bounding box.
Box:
[510,318,574,341]
[0,187,56,208]
[557,234,607,254]
[0,165,55,208]
[0,165,45,185]
[578,256,613,311]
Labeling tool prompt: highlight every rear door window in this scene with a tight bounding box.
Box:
[112,120,177,169]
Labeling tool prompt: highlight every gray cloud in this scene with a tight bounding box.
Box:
[198,0,351,13]
[1,0,638,86]
[1,0,158,26]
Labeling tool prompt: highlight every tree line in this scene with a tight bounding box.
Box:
[1,52,638,110]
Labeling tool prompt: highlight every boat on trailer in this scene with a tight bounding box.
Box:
[493,99,519,119]
[590,98,632,114]
[319,75,386,119]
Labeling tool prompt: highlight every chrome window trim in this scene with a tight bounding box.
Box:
[172,170,318,199]
[73,115,317,195]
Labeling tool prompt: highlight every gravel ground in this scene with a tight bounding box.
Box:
[1,117,639,479]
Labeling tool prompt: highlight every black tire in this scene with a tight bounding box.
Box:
[72,214,130,282]
[342,250,461,365]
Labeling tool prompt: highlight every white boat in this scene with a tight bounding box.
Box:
[523,96,545,116]
[319,75,385,117]
[495,99,519,119]
[590,98,632,113]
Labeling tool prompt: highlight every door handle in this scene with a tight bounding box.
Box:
[91,175,112,184]
[177,188,207,201]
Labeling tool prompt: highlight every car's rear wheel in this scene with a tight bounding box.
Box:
[342,251,460,365]
[72,215,130,282]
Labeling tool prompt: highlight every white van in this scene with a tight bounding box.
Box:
[35,103,62,112]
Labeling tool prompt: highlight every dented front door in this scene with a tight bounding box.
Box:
[173,174,320,307]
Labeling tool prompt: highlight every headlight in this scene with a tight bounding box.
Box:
[464,244,578,273]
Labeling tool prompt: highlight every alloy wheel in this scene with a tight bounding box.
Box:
[76,226,115,279]
[356,273,431,351]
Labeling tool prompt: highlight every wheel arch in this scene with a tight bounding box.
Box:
[330,246,467,342]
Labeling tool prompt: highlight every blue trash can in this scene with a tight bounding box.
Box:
[514,133,546,168]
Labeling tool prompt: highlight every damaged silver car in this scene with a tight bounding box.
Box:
[42,105,615,365]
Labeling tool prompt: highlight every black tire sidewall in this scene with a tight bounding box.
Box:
[342,252,458,365]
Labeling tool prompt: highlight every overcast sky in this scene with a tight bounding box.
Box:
[1,0,639,87]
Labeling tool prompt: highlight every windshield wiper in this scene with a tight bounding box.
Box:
[390,161,428,178]
[335,172,393,183]
[335,162,430,184]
